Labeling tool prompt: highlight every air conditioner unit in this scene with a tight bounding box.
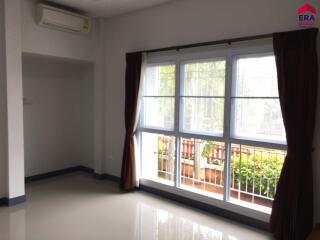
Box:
[37,4,91,34]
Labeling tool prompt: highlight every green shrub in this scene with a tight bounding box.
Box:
[231,150,285,198]
[202,142,285,198]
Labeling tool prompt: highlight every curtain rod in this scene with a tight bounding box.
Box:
[130,33,273,54]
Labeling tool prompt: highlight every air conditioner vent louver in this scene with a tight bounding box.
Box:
[37,4,90,34]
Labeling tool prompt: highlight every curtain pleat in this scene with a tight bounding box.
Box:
[270,28,318,240]
[120,52,143,190]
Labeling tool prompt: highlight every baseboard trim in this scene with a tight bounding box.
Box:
[25,166,94,183]
[1,166,98,207]
[0,197,6,206]
[7,195,27,206]
[25,166,120,184]
[93,173,121,183]
[139,184,269,232]
[0,195,26,207]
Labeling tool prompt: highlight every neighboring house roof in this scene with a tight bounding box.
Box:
[298,3,317,14]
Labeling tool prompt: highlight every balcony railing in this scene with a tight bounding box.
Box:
[157,137,285,208]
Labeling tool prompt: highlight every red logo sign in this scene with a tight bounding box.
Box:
[298,3,317,26]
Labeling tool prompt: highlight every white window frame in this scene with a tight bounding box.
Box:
[140,62,176,132]
[230,52,286,145]
[179,57,226,137]
[138,42,287,222]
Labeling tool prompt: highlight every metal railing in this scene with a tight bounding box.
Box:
[157,137,286,208]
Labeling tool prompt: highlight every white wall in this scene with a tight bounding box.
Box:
[0,0,7,199]
[22,54,94,177]
[22,0,97,62]
[20,0,103,176]
[0,0,26,199]
[101,0,320,222]
[93,19,106,174]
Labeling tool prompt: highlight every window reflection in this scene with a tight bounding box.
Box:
[139,203,223,240]
[137,202,271,240]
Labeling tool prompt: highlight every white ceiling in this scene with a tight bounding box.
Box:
[47,0,177,18]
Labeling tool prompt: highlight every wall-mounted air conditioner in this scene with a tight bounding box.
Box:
[37,3,91,34]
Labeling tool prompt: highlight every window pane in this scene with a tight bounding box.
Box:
[230,144,286,211]
[144,65,175,96]
[180,138,225,198]
[233,55,278,97]
[182,98,224,135]
[232,99,286,143]
[142,97,174,129]
[182,60,226,96]
[141,132,176,185]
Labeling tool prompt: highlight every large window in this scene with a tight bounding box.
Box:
[231,54,286,143]
[141,64,176,130]
[181,60,226,135]
[139,47,286,214]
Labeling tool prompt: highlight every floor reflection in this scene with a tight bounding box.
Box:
[0,208,26,240]
[137,202,268,240]
[0,173,271,240]
[155,208,222,240]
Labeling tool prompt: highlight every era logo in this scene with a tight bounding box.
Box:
[298,3,317,26]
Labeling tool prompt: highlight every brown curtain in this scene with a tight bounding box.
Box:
[270,28,318,240]
[120,52,142,190]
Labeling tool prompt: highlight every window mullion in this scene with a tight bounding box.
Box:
[223,52,233,202]
[174,60,181,188]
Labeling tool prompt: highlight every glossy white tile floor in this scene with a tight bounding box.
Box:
[0,172,273,240]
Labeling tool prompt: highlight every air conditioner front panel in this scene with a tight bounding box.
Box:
[37,4,90,34]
